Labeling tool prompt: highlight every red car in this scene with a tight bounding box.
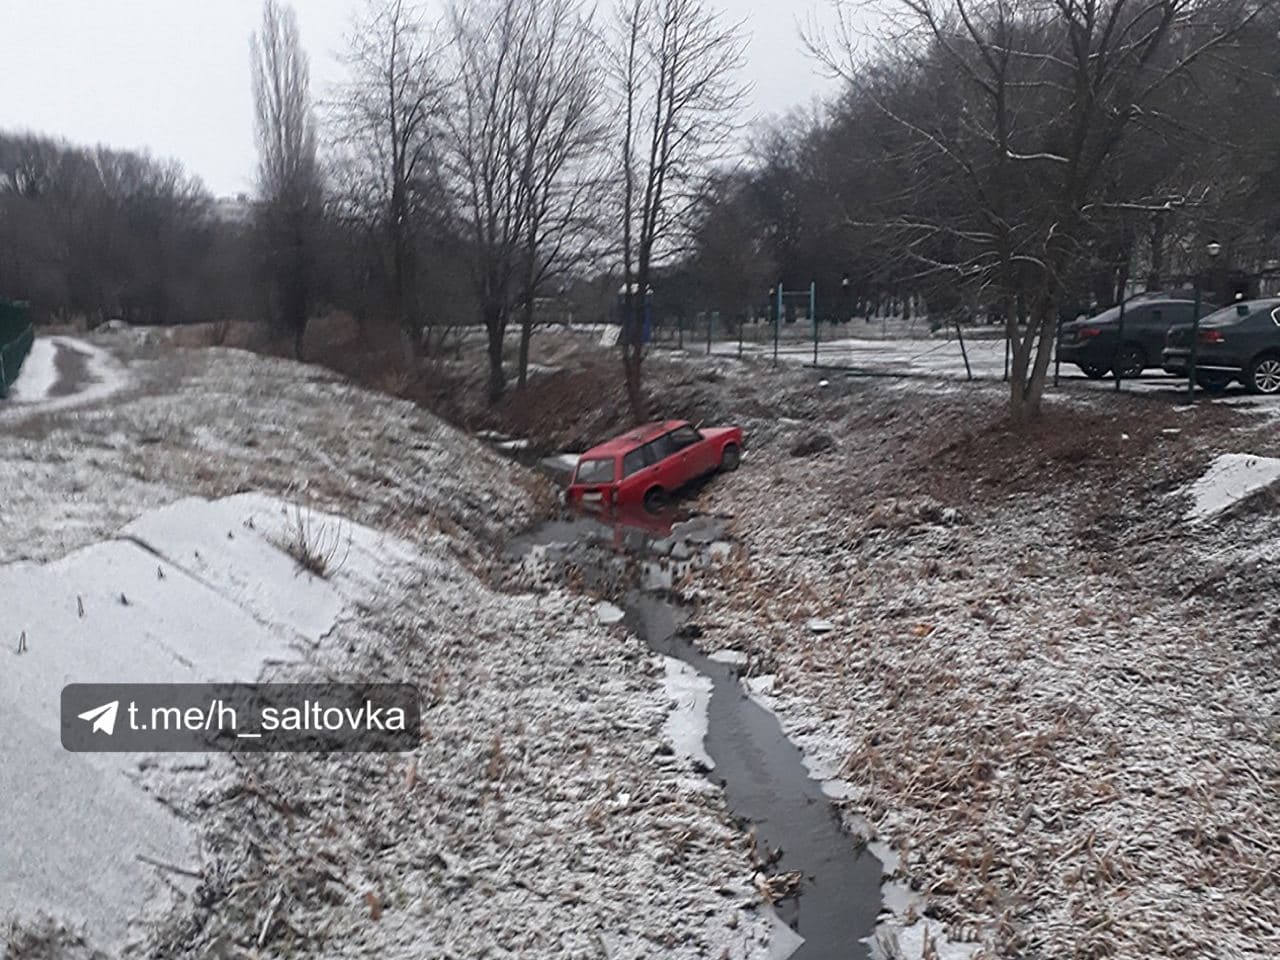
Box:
[567,420,743,511]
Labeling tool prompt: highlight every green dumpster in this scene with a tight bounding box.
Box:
[0,299,34,399]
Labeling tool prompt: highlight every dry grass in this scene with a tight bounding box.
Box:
[277,503,351,578]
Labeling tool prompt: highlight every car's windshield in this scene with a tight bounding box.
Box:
[575,457,615,484]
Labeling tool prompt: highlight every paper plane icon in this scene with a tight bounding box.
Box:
[78,700,120,736]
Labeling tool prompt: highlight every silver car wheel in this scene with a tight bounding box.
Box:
[1255,359,1280,394]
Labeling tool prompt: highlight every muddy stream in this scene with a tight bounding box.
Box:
[506,482,886,959]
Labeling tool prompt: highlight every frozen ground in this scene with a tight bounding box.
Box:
[672,367,1280,958]
[0,337,776,959]
[1,494,410,948]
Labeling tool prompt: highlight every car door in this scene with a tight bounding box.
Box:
[616,446,653,504]
[644,433,683,489]
[664,425,710,482]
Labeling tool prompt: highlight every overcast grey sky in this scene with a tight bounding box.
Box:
[0,0,841,197]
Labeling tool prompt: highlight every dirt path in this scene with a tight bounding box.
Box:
[45,338,94,397]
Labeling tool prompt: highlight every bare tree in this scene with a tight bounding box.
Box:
[445,0,604,401]
[809,0,1272,421]
[612,0,747,419]
[512,0,606,388]
[251,0,322,359]
[330,0,447,348]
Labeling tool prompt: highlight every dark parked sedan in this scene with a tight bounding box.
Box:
[1162,298,1280,394]
[1058,295,1209,378]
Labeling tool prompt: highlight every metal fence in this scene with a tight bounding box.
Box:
[646,311,1012,380]
[0,300,35,398]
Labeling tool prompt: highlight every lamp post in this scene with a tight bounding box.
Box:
[841,273,851,323]
[1188,241,1222,398]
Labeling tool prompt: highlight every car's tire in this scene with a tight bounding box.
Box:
[1114,344,1145,379]
[720,443,741,472]
[643,487,666,512]
[1245,353,1280,395]
[1079,363,1110,379]
[1196,373,1232,395]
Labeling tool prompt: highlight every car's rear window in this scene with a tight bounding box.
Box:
[575,458,615,484]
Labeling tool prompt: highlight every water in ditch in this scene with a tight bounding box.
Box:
[507,507,884,958]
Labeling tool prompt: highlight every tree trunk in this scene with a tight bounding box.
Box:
[485,302,506,403]
[1007,290,1058,423]
[1147,212,1166,290]
[517,294,534,389]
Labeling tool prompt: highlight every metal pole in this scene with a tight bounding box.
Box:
[812,282,819,366]
[1188,280,1201,399]
[737,315,743,357]
[1053,314,1062,387]
[1114,295,1127,392]
[1004,320,1010,382]
[706,312,712,355]
[774,283,782,366]
[955,318,973,381]
[677,313,683,350]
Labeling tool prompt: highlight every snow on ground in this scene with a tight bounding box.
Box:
[701,334,1008,381]
[0,341,777,959]
[661,655,714,769]
[1182,453,1280,522]
[1,494,406,949]
[671,367,1279,958]
[2,335,128,413]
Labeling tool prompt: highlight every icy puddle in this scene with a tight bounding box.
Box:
[508,510,884,959]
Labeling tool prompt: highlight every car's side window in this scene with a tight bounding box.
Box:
[668,426,701,451]
[622,448,647,478]
[1147,308,1162,325]
[645,435,675,463]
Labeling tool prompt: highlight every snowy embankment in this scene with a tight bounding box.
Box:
[1,341,774,959]
[1181,452,1280,522]
[1,494,411,947]
[684,384,1278,959]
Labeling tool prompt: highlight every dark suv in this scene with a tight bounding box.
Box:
[1058,295,1210,378]
[1162,298,1280,394]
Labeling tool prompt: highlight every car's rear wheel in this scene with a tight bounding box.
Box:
[1079,363,1110,379]
[1245,354,1280,395]
[1114,344,1145,379]
[1196,372,1232,395]
[643,487,666,512]
[720,443,741,471]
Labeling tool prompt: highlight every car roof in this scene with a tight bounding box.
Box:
[580,420,688,458]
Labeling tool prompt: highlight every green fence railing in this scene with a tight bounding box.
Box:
[0,300,34,399]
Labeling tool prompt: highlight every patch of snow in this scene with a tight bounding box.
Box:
[596,600,626,625]
[709,648,748,666]
[661,656,714,769]
[2,336,128,415]
[821,778,857,800]
[765,904,806,959]
[870,917,982,960]
[1182,453,1280,523]
[806,617,835,634]
[743,673,778,711]
[0,493,412,949]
